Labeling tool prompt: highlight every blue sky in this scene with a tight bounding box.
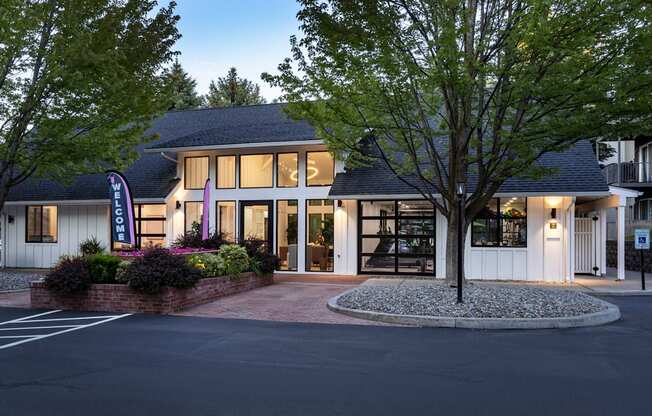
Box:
[173,0,301,101]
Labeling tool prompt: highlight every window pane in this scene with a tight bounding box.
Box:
[277,153,298,187]
[360,200,395,217]
[140,236,165,249]
[361,255,395,273]
[398,238,434,255]
[361,218,395,235]
[277,200,298,271]
[26,206,42,242]
[500,197,527,247]
[140,220,165,235]
[185,202,203,232]
[472,218,499,246]
[185,157,209,189]
[398,218,434,235]
[140,204,165,218]
[398,200,434,216]
[306,151,334,186]
[398,257,433,273]
[217,201,236,242]
[500,197,526,218]
[306,199,334,271]
[41,206,57,242]
[243,204,269,241]
[361,237,395,255]
[217,155,236,189]
[240,154,273,188]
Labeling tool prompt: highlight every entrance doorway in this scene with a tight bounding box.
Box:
[240,201,273,251]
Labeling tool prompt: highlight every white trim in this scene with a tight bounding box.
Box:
[608,185,641,198]
[328,191,612,200]
[4,198,165,206]
[144,139,324,153]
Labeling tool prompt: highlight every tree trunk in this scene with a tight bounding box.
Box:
[444,199,468,286]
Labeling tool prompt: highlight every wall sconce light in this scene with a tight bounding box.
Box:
[550,208,557,220]
[7,215,14,224]
[176,200,182,210]
[337,200,343,208]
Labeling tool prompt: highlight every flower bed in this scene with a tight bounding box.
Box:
[30,272,273,314]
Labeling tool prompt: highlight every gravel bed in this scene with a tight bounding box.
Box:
[336,284,607,319]
[0,270,46,291]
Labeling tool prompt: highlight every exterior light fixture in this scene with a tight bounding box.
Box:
[455,182,466,196]
[455,181,465,303]
[176,200,182,210]
[337,200,343,208]
[550,208,557,220]
[7,215,14,224]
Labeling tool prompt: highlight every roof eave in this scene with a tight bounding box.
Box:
[144,139,324,153]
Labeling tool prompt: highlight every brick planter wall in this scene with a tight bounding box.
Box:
[606,240,652,272]
[30,272,273,314]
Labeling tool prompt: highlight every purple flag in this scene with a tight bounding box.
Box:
[202,178,210,240]
[107,171,136,246]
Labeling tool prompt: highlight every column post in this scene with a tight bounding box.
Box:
[617,202,626,281]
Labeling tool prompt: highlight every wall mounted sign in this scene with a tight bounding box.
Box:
[202,178,210,240]
[107,171,136,246]
[635,229,650,250]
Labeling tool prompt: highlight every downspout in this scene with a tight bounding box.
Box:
[160,152,177,164]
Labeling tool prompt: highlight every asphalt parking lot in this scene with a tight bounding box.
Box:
[0,296,651,416]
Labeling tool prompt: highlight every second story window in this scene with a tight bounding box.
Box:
[184,156,209,190]
[216,155,236,189]
[306,151,334,186]
[240,154,273,188]
[277,153,298,187]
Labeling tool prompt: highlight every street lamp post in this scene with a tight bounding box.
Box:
[455,182,465,304]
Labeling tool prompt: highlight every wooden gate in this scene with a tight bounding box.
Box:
[574,217,596,274]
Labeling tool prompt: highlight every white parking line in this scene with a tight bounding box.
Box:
[0,311,131,350]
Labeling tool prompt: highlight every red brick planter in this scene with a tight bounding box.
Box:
[30,272,273,314]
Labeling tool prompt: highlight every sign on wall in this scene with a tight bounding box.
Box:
[634,229,650,250]
[107,171,136,246]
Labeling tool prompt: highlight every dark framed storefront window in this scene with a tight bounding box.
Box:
[306,199,334,272]
[112,204,166,250]
[471,197,527,247]
[358,200,435,275]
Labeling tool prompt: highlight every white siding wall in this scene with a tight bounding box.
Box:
[3,204,110,268]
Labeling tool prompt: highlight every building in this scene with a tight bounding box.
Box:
[0,104,635,281]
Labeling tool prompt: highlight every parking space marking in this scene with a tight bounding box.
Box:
[0,311,131,350]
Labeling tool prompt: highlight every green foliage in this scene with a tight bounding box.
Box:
[87,254,123,284]
[188,253,225,278]
[161,60,204,110]
[172,222,227,249]
[217,244,250,278]
[45,256,92,294]
[79,236,105,257]
[0,0,180,213]
[124,248,201,294]
[114,260,132,284]
[204,67,266,107]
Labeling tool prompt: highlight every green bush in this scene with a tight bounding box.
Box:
[45,256,92,294]
[217,244,250,278]
[114,260,131,283]
[188,253,224,277]
[87,254,123,283]
[79,236,105,256]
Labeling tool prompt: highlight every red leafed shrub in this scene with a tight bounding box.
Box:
[44,256,92,294]
[124,248,201,294]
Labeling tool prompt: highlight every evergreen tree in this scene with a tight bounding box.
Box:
[162,60,204,110]
[204,67,266,107]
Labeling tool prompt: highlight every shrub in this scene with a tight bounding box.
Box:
[79,236,105,256]
[241,238,268,259]
[242,238,279,275]
[44,256,92,294]
[217,244,250,278]
[114,260,131,283]
[188,253,224,277]
[87,254,123,284]
[124,248,201,294]
[172,222,227,250]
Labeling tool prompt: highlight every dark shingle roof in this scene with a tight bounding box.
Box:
[6,103,314,201]
[329,140,608,197]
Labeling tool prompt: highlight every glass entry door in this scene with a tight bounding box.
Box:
[239,201,273,251]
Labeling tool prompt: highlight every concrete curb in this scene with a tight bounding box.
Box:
[582,290,652,297]
[327,290,621,330]
[0,288,30,294]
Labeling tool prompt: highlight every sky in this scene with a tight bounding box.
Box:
[172,0,301,102]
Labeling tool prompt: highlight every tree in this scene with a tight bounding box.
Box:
[0,0,180,214]
[161,59,204,110]
[204,67,266,107]
[264,0,652,284]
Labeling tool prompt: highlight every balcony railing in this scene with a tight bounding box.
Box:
[603,162,652,185]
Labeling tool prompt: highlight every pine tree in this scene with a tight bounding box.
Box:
[162,60,204,110]
[204,67,266,107]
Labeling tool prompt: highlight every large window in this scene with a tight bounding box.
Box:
[277,153,298,187]
[306,151,334,186]
[184,156,209,190]
[240,154,273,188]
[185,201,203,233]
[216,155,236,189]
[306,199,334,272]
[277,200,298,271]
[26,205,57,243]
[471,197,527,247]
[359,200,435,275]
[112,204,166,250]
[217,201,236,242]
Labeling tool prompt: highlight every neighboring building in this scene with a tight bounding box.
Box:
[0,104,635,281]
